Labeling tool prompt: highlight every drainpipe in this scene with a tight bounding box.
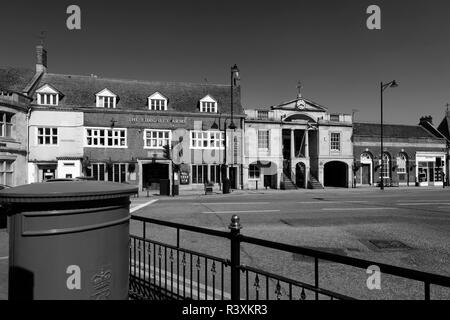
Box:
[26,107,32,183]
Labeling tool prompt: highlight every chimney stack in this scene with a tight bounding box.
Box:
[419,115,433,125]
[36,45,47,73]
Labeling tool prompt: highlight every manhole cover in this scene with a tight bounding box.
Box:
[313,198,325,201]
[367,240,412,250]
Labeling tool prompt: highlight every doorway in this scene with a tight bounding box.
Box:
[229,167,237,189]
[142,163,169,190]
[361,164,370,185]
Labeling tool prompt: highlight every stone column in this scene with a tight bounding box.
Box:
[290,129,295,159]
[304,129,309,158]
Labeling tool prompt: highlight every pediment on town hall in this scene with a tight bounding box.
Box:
[271,97,328,113]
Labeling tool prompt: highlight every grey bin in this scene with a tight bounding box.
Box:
[0,181,138,300]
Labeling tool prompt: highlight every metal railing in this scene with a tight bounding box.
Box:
[129,215,450,300]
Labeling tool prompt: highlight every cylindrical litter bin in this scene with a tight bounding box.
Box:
[0,181,138,300]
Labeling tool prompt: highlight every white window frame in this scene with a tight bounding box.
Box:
[330,132,341,152]
[249,164,260,179]
[0,159,13,185]
[85,127,127,148]
[0,112,13,138]
[257,130,270,150]
[190,130,224,149]
[144,129,172,149]
[199,95,218,113]
[148,92,168,111]
[36,84,60,106]
[95,89,117,108]
[397,154,407,174]
[37,127,58,146]
[382,153,391,179]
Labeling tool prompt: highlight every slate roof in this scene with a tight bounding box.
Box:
[0,67,35,92]
[437,115,450,140]
[33,73,244,115]
[353,122,440,139]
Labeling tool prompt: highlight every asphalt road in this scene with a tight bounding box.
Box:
[130,187,450,300]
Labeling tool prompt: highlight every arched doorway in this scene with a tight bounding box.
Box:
[396,152,408,185]
[296,162,306,188]
[324,161,348,187]
[360,152,373,185]
[381,153,391,185]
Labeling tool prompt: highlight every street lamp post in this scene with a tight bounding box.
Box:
[380,80,398,190]
[211,115,231,193]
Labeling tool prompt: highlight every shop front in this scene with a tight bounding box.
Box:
[416,152,446,186]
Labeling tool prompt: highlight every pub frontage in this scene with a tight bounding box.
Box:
[31,62,245,193]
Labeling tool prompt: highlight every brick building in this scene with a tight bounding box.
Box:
[352,122,447,187]
[18,45,245,192]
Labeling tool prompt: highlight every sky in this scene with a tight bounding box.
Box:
[1,0,450,125]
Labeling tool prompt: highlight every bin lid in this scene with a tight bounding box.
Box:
[0,181,138,203]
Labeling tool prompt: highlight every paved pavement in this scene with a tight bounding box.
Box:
[2,186,450,299]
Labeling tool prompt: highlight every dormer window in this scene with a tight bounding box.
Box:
[200,95,217,113]
[36,84,62,106]
[96,89,117,108]
[148,92,168,111]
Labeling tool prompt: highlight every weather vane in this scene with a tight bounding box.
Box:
[297,81,302,98]
[37,30,46,46]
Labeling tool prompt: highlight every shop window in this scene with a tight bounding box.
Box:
[86,127,126,147]
[210,164,221,183]
[192,165,208,184]
[249,164,260,179]
[0,112,13,138]
[37,127,58,145]
[144,130,171,149]
[0,160,13,185]
[89,163,106,181]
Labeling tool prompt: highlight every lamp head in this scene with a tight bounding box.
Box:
[211,121,219,130]
[228,121,237,130]
[390,80,399,88]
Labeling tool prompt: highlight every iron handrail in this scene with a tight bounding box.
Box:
[131,215,231,239]
[239,234,450,288]
[239,264,355,300]
[131,234,230,265]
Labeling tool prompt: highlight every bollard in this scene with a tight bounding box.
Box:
[229,215,242,300]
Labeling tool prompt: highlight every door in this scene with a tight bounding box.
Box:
[229,167,237,189]
[361,164,370,185]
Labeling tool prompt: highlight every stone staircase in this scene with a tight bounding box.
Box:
[281,173,297,190]
[308,175,324,189]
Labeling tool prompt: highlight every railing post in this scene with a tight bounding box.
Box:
[229,215,242,300]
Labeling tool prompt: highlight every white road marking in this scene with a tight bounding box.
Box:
[0,256,8,260]
[397,203,450,206]
[202,209,280,214]
[131,199,159,213]
[297,201,368,204]
[401,200,450,202]
[321,207,396,211]
[198,202,270,205]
